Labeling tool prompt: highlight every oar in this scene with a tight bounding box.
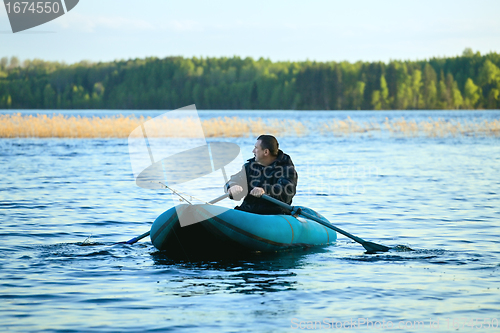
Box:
[116,193,230,245]
[260,194,391,253]
[118,230,151,245]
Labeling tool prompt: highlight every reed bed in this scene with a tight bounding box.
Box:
[1,113,499,138]
[320,117,381,136]
[200,117,307,137]
[0,113,144,138]
[0,113,307,138]
[321,117,500,137]
[382,118,500,137]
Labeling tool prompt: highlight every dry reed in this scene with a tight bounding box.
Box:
[0,113,146,138]
[320,116,381,136]
[321,117,500,138]
[381,117,500,137]
[1,113,499,138]
[0,113,308,138]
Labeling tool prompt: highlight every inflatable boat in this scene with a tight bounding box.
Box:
[150,203,337,258]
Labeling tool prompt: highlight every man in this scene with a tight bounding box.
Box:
[225,135,298,215]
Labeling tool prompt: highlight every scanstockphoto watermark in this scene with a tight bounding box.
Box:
[290,317,499,330]
[3,0,79,33]
[128,105,246,227]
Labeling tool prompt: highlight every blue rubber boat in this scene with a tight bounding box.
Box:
[150,204,337,257]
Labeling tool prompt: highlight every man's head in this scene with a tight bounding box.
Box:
[253,135,279,165]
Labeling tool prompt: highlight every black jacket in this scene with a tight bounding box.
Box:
[225,150,298,215]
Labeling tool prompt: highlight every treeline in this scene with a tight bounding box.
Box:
[1,48,499,110]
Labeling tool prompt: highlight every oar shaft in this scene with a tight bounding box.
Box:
[127,231,150,244]
[209,193,229,204]
[260,194,389,252]
[261,195,366,242]
[115,230,150,245]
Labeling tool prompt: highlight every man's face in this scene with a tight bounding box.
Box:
[252,140,266,163]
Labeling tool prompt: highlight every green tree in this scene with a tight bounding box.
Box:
[464,78,481,109]
[462,48,474,57]
[422,64,438,109]
[43,84,56,108]
[410,70,423,109]
[478,60,500,108]
[371,90,382,110]
[371,75,389,109]
[451,81,464,109]
[351,81,365,110]
[487,88,499,109]
[9,56,20,68]
[393,62,418,109]
[0,57,8,70]
[1,52,500,110]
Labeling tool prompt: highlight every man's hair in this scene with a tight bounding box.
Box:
[257,134,279,156]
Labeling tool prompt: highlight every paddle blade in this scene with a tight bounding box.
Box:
[362,241,391,254]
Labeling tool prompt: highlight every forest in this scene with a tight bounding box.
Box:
[0,48,499,110]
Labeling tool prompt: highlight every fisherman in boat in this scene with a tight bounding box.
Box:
[225,135,298,215]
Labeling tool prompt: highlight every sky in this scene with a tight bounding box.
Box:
[1,0,500,64]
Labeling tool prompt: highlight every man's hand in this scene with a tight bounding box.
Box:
[250,187,265,197]
[228,185,243,197]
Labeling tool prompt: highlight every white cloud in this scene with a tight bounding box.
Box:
[55,12,155,32]
[55,14,208,34]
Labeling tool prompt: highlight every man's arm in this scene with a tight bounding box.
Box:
[224,165,248,200]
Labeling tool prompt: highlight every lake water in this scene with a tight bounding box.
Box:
[1,110,499,332]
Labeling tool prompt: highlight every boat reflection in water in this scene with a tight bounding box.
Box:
[151,247,330,296]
